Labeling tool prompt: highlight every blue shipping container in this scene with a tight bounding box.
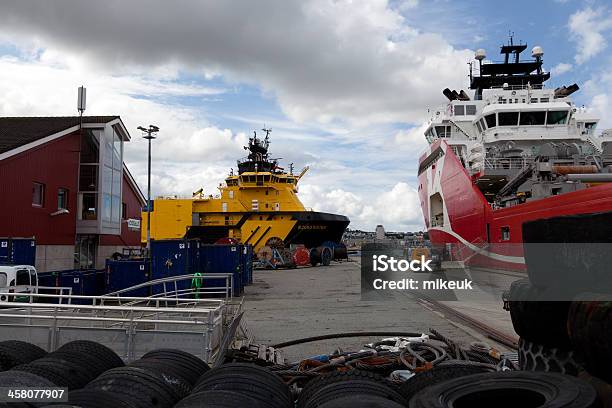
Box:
[150,240,193,294]
[198,244,243,297]
[54,269,103,303]
[105,259,150,297]
[0,238,36,266]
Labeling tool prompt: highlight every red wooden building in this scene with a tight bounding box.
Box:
[0,116,145,272]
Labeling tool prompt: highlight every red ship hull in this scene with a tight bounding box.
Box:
[418,140,612,271]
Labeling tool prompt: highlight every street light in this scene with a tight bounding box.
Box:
[138,125,159,253]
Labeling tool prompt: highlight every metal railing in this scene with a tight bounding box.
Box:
[0,292,233,363]
[0,273,240,363]
[484,157,535,170]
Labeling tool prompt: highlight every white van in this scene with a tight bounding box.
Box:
[0,265,38,302]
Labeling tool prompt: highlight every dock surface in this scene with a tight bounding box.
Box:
[242,259,517,361]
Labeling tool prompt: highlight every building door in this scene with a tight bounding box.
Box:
[74,235,98,269]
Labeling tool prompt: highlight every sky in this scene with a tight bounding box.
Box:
[0,0,611,231]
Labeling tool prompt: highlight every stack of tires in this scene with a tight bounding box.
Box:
[507,278,580,375]
[508,213,612,402]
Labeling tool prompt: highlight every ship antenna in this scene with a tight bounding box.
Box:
[289,163,294,175]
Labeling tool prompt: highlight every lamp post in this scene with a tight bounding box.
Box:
[138,125,159,253]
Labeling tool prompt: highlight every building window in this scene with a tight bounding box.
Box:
[501,226,510,241]
[57,188,68,210]
[32,182,45,207]
[79,193,98,220]
[122,202,127,219]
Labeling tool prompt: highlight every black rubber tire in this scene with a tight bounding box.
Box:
[142,349,209,380]
[298,370,392,408]
[321,247,332,266]
[86,366,181,408]
[11,358,90,390]
[0,340,47,361]
[318,394,406,408]
[174,390,266,408]
[398,364,493,400]
[0,370,56,387]
[133,355,202,386]
[63,388,138,408]
[518,338,581,376]
[129,358,192,397]
[508,278,572,348]
[39,356,98,387]
[194,363,292,408]
[409,371,597,408]
[0,341,47,370]
[304,380,407,408]
[567,296,612,383]
[47,350,110,379]
[58,341,124,373]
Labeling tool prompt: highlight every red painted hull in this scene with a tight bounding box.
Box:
[418,141,612,271]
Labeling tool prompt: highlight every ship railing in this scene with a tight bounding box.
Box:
[484,157,535,170]
[489,84,544,90]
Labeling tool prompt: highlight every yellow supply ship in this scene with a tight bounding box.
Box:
[141,129,350,250]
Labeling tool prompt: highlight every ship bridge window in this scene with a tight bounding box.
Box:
[547,110,568,125]
[479,118,487,131]
[540,97,549,103]
[530,98,538,103]
[520,111,546,126]
[454,105,465,116]
[485,113,496,128]
[465,105,476,115]
[476,121,482,133]
[498,112,519,126]
[435,125,451,138]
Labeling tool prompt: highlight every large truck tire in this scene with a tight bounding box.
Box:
[193,363,292,408]
[398,364,493,400]
[409,371,597,408]
[58,340,124,373]
[567,295,612,383]
[142,349,209,385]
[303,380,407,408]
[508,278,571,348]
[298,370,392,408]
[518,338,581,376]
[87,367,180,408]
[175,390,264,408]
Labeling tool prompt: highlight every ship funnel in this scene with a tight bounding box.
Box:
[532,46,544,58]
[475,48,486,61]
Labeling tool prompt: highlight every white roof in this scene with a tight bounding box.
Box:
[481,101,571,115]
[0,265,34,272]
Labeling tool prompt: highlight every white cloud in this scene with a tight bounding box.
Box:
[300,182,424,231]
[551,62,572,75]
[569,7,612,64]
[0,0,472,125]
